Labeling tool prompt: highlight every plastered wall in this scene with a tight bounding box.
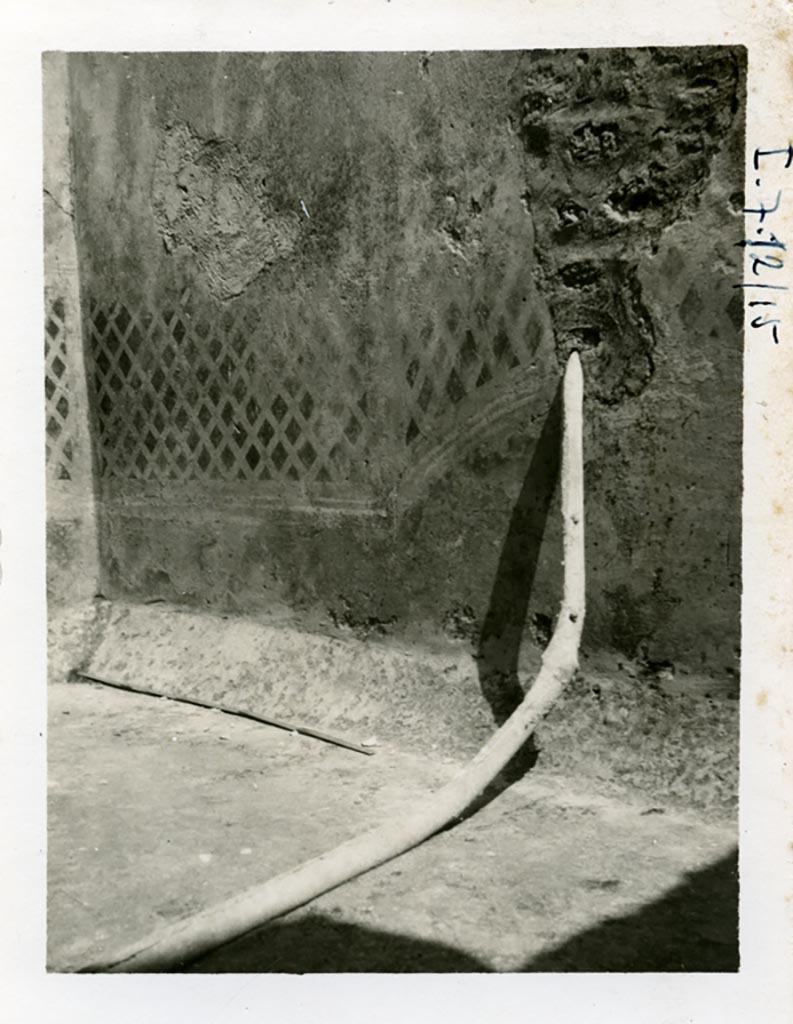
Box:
[62,49,744,686]
[43,52,99,606]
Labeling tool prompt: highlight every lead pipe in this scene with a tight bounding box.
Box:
[78,351,586,974]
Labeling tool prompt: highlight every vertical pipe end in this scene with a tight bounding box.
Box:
[564,350,583,391]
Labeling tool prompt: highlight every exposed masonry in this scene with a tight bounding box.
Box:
[512,47,741,404]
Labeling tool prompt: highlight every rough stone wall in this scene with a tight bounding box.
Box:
[66,50,744,691]
[43,53,99,606]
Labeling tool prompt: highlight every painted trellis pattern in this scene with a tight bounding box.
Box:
[87,296,375,486]
[45,292,76,482]
[83,237,739,500]
[401,272,547,448]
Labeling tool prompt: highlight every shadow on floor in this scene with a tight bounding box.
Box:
[186,848,738,973]
[522,848,739,972]
[189,913,490,973]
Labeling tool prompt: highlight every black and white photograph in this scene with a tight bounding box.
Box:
[1,2,792,1021]
[44,45,745,973]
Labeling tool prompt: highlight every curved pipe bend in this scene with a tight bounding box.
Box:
[80,352,585,974]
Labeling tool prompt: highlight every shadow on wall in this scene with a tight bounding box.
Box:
[466,381,564,799]
[185,849,737,973]
[476,380,563,724]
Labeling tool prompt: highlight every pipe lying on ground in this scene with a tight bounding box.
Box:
[74,671,375,756]
[79,351,585,974]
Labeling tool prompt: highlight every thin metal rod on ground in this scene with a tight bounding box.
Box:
[74,672,375,757]
[78,351,586,974]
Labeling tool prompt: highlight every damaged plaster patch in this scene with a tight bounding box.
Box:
[551,258,656,404]
[511,47,742,404]
[152,124,299,299]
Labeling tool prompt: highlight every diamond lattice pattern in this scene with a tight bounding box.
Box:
[89,298,372,483]
[402,274,545,446]
[45,295,75,481]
